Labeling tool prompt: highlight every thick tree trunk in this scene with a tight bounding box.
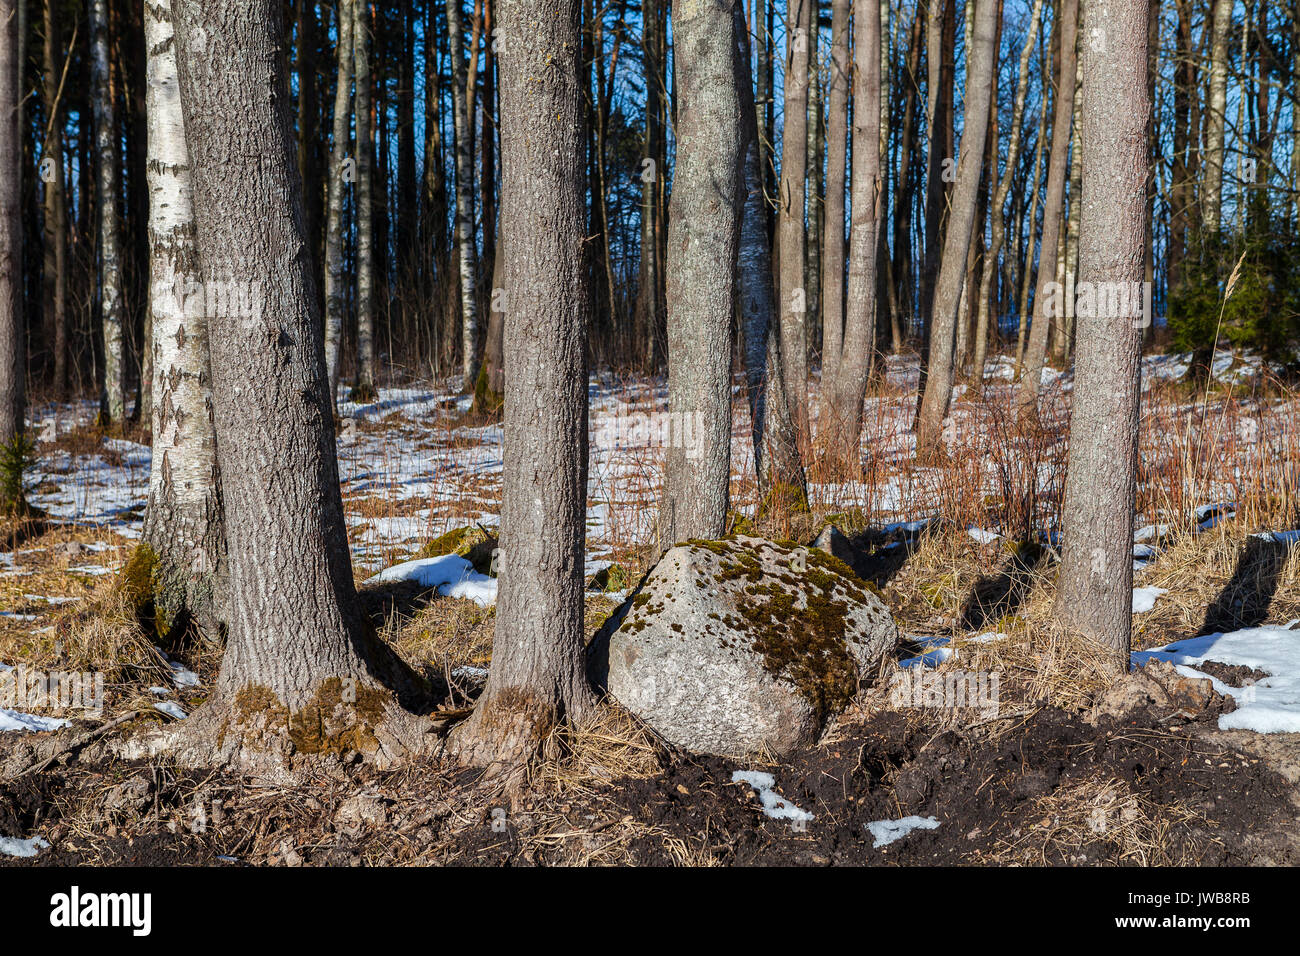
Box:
[323,0,354,404]
[736,3,805,503]
[825,0,883,468]
[915,0,998,456]
[1055,0,1149,672]
[143,0,226,639]
[1201,0,1232,231]
[41,0,69,399]
[777,0,812,454]
[1017,0,1077,411]
[657,0,743,548]
[91,0,126,424]
[450,0,593,770]
[0,0,23,489]
[820,0,850,400]
[169,0,424,772]
[353,0,377,398]
[974,0,1045,388]
[447,0,481,389]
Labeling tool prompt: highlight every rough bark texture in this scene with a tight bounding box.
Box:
[777,0,812,454]
[143,0,226,639]
[450,0,593,770]
[820,0,850,400]
[915,0,998,455]
[447,0,481,389]
[1018,0,1077,411]
[91,0,126,423]
[323,0,354,404]
[736,3,805,501]
[825,0,883,467]
[169,0,424,772]
[656,0,743,548]
[1055,0,1149,671]
[0,0,22,470]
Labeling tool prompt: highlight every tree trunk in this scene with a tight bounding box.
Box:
[915,0,998,456]
[975,0,1045,388]
[737,2,805,503]
[353,0,377,398]
[635,0,667,371]
[1055,0,1149,672]
[1017,0,1077,411]
[825,0,883,468]
[41,0,69,399]
[447,0,481,389]
[1016,72,1049,372]
[1201,0,1232,231]
[91,0,125,424]
[450,0,593,771]
[169,0,424,771]
[657,0,743,549]
[820,0,849,400]
[777,0,812,454]
[323,0,354,405]
[143,0,226,639]
[0,0,23,493]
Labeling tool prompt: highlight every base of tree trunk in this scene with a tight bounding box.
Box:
[115,685,433,783]
[449,684,592,777]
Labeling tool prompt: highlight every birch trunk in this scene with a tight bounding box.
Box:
[1201,0,1231,231]
[143,0,226,639]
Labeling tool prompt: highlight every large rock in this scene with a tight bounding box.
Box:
[596,535,898,757]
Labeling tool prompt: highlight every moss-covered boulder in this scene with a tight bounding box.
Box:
[417,525,497,575]
[593,535,897,758]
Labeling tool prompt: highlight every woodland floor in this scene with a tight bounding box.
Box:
[2,348,1300,866]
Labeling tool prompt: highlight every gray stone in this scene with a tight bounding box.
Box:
[600,535,897,757]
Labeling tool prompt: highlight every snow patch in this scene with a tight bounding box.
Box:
[731,770,814,823]
[0,835,50,858]
[364,554,498,606]
[1132,587,1168,614]
[866,815,941,848]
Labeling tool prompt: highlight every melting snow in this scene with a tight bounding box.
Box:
[0,709,70,732]
[1135,626,1300,733]
[731,770,814,823]
[365,554,498,606]
[0,835,51,858]
[866,815,941,848]
[1132,587,1168,614]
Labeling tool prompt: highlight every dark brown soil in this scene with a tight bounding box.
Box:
[2,702,1295,867]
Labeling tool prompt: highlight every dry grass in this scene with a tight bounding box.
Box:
[986,774,1211,866]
